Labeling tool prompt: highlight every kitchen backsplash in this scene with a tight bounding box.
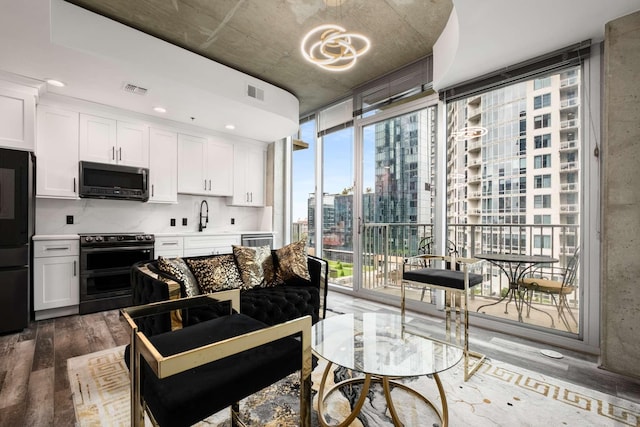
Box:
[35,194,272,235]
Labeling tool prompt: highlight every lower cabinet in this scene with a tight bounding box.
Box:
[183,235,241,257]
[33,239,79,320]
[154,236,184,258]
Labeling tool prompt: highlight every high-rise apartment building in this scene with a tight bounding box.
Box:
[447,67,581,256]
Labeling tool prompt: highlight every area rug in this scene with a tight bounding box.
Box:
[67,345,640,426]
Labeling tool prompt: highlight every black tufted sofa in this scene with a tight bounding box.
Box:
[130,254,328,337]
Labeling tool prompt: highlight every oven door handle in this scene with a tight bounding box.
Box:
[80,246,154,253]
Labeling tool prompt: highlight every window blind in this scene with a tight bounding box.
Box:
[439,40,592,102]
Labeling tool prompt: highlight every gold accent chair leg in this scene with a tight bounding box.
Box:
[300,316,312,427]
[231,402,241,427]
[130,333,144,427]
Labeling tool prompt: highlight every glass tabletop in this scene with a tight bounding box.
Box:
[475,253,558,263]
[312,313,463,378]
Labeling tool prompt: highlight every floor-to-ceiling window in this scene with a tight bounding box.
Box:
[357,101,438,298]
[287,48,599,351]
[321,127,355,285]
[292,118,316,254]
[444,65,594,339]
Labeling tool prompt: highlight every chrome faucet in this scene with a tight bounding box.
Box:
[198,200,209,232]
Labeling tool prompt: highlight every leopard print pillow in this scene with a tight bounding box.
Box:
[232,245,275,289]
[186,255,244,293]
[157,257,200,297]
[274,240,310,283]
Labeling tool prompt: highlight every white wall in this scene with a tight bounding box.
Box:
[35,194,271,235]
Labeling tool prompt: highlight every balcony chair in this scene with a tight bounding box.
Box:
[519,248,580,332]
[402,253,485,381]
[121,290,312,427]
[416,237,460,301]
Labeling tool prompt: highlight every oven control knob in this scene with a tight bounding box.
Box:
[136,235,143,241]
[95,236,103,242]
[85,236,93,243]
[145,235,153,240]
[118,236,125,241]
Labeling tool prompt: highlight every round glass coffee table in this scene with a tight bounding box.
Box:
[312,313,463,427]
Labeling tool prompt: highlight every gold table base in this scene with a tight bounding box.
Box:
[317,360,449,427]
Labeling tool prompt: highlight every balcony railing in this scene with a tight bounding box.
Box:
[468,141,481,152]
[560,140,578,151]
[561,183,579,192]
[560,76,579,87]
[560,97,579,108]
[560,119,579,129]
[560,161,579,171]
[322,222,580,332]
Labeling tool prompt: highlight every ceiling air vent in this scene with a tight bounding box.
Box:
[123,83,148,95]
[247,84,264,101]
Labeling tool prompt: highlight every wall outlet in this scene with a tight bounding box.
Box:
[170,218,176,226]
[182,218,188,226]
[230,218,235,225]
[66,215,74,225]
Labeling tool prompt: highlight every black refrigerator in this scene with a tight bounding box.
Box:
[0,148,34,334]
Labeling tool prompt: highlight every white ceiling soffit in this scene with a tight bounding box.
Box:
[433,0,640,91]
[1,0,299,142]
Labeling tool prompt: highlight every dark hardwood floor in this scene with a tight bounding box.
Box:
[0,310,129,426]
[0,291,638,426]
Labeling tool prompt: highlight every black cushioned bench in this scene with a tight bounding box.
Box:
[402,255,486,381]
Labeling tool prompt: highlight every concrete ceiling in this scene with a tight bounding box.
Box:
[3,1,637,142]
[63,0,453,117]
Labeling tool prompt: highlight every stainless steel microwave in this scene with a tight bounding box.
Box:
[79,161,149,202]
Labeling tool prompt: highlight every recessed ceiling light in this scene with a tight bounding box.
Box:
[45,79,66,87]
[225,124,236,130]
[153,106,167,113]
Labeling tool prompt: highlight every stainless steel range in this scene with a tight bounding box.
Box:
[79,232,154,314]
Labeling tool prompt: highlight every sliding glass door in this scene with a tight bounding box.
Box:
[355,98,439,299]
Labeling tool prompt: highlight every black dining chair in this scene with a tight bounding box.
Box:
[519,248,580,331]
[416,237,460,301]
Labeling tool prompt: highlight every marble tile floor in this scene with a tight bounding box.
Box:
[326,290,640,405]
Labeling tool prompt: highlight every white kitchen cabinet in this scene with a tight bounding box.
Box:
[79,113,149,167]
[36,105,79,199]
[230,144,265,207]
[183,234,240,257]
[33,239,80,320]
[177,133,233,196]
[154,236,184,258]
[117,120,149,167]
[207,137,234,196]
[0,84,35,151]
[148,128,178,203]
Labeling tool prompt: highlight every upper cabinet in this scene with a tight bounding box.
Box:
[229,144,265,207]
[207,137,234,196]
[117,120,150,167]
[79,113,149,168]
[36,105,79,199]
[0,83,36,151]
[177,133,233,196]
[148,128,178,203]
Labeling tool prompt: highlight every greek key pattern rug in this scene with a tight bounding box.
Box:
[67,345,640,426]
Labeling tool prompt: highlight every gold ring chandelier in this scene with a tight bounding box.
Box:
[301,24,370,71]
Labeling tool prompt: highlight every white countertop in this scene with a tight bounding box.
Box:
[154,231,273,237]
[33,231,273,240]
[33,234,80,241]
